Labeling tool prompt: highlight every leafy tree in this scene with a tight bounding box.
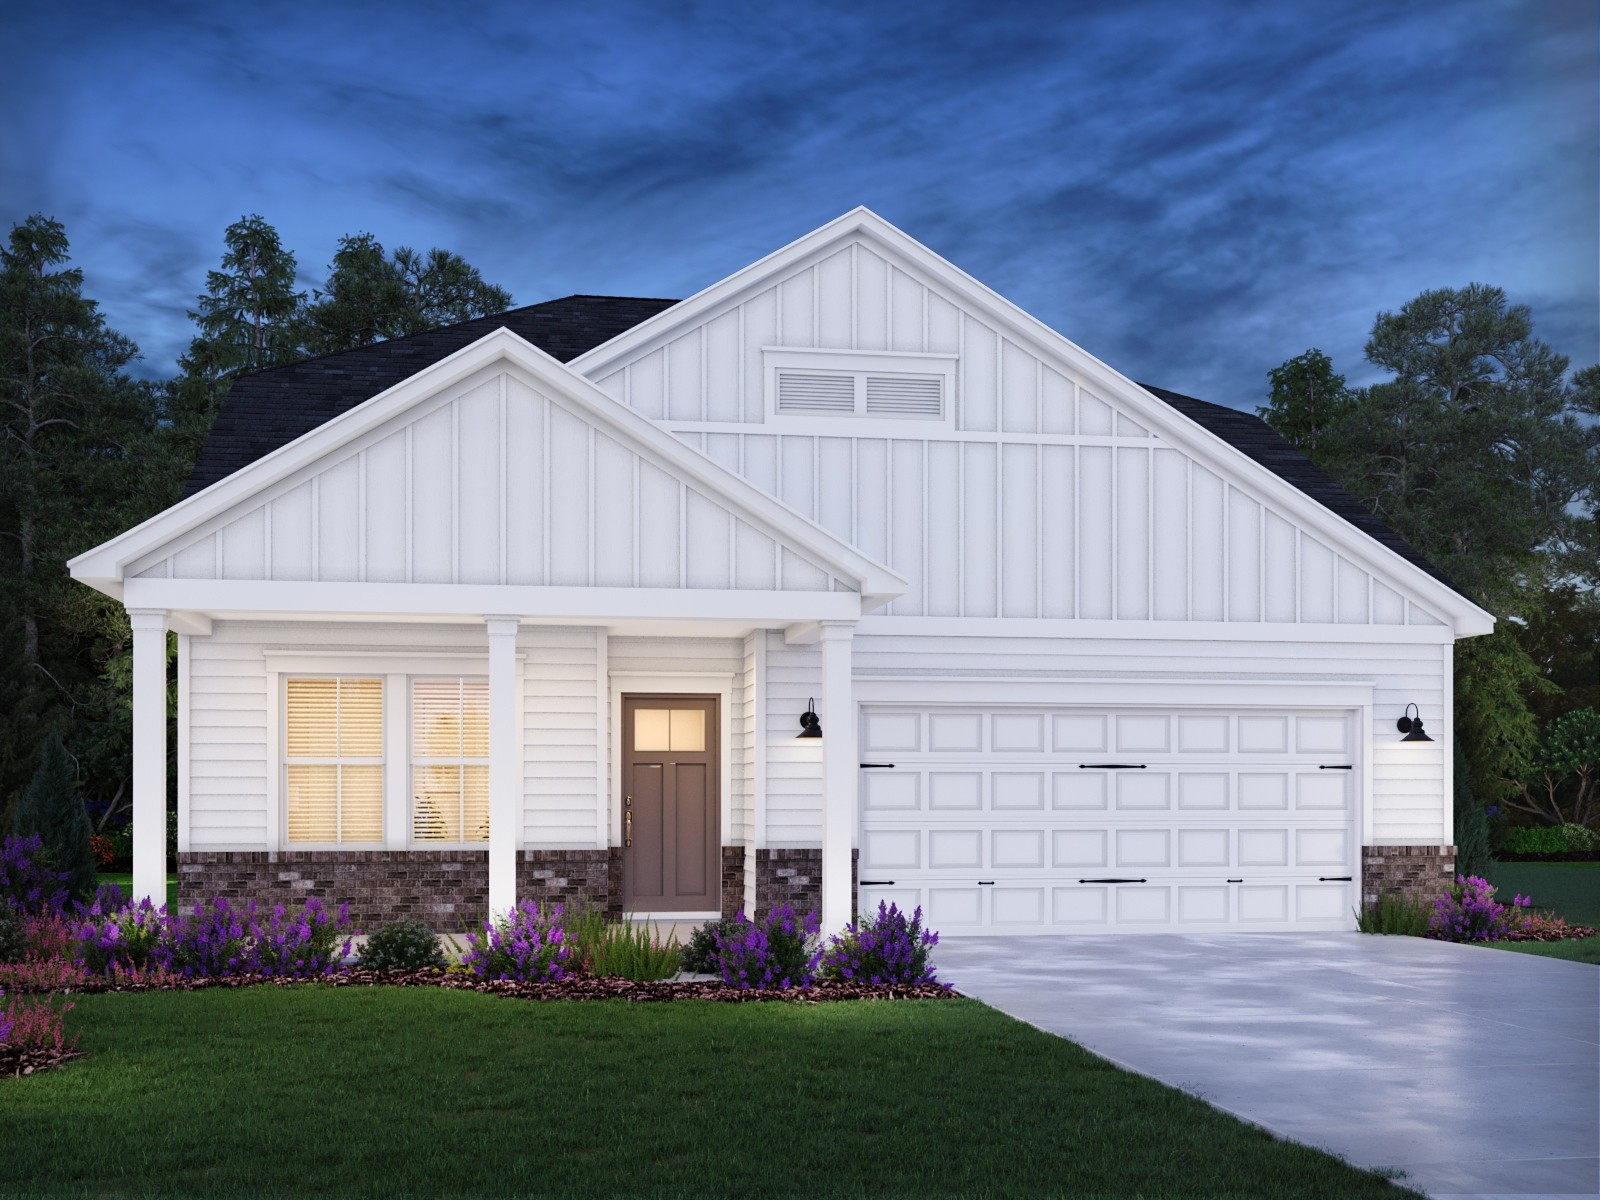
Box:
[296,234,511,355]
[0,215,174,819]
[1515,585,1600,723]
[1265,285,1598,804]
[1258,348,1355,457]
[1509,708,1600,830]
[13,729,95,903]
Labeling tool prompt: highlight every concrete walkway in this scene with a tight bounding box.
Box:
[934,933,1598,1199]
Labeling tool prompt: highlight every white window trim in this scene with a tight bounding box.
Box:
[762,346,957,433]
[266,652,524,852]
[607,672,736,870]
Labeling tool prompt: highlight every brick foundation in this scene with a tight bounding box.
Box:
[1362,844,1457,911]
[721,847,746,922]
[178,848,618,932]
[753,848,858,921]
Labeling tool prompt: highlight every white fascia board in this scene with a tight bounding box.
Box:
[855,615,1459,645]
[570,207,1493,639]
[854,677,1376,709]
[69,327,907,609]
[121,578,865,624]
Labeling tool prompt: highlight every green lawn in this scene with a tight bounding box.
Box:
[0,988,1418,1199]
[96,870,178,912]
[1483,860,1600,964]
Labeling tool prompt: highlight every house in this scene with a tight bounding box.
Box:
[69,209,1492,936]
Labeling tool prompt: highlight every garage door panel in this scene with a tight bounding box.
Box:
[928,771,983,810]
[929,829,983,869]
[1054,829,1108,867]
[860,703,1360,934]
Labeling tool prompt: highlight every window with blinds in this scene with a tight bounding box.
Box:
[284,677,383,844]
[411,678,489,843]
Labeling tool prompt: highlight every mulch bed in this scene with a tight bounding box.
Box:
[24,968,957,1003]
[0,1044,80,1078]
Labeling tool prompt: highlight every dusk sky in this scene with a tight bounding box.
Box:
[5,0,1596,409]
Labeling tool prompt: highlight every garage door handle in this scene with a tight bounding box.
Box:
[860,763,896,769]
[1077,763,1147,770]
[1078,877,1147,884]
[859,879,896,886]
[1319,876,1352,882]
[1318,765,1353,770]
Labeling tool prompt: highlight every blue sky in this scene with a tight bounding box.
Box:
[5,0,1595,408]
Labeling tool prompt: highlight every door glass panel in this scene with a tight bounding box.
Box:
[669,709,705,752]
[634,709,670,751]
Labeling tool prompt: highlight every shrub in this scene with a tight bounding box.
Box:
[0,833,68,915]
[168,897,254,977]
[0,956,87,994]
[13,731,97,904]
[1510,912,1599,942]
[75,896,168,975]
[24,909,78,962]
[585,922,682,981]
[0,990,75,1054]
[0,904,25,964]
[254,897,354,978]
[821,902,940,984]
[681,918,739,974]
[1502,824,1598,855]
[463,901,571,981]
[88,835,115,870]
[1429,875,1531,942]
[356,919,447,972]
[714,903,821,990]
[1354,891,1432,936]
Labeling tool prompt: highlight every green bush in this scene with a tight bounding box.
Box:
[681,919,738,974]
[13,731,96,904]
[0,903,26,963]
[586,921,681,981]
[356,919,447,971]
[1502,824,1598,854]
[1355,891,1432,936]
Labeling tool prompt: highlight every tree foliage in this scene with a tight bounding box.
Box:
[1258,348,1355,456]
[13,729,95,903]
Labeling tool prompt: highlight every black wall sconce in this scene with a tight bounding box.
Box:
[1396,703,1434,742]
[797,698,822,738]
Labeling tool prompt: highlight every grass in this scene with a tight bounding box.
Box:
[1481,859,1600,965]
[0,988,1419,1199]
[96,871,178,912]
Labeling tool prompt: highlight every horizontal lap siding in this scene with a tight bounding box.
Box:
[188,634,269,850]
[764,632,824,847]
[523,628,601,849]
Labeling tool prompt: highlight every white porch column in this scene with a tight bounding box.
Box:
[128,609,168,907]
[818,621,857,934]
[486,617,521,919]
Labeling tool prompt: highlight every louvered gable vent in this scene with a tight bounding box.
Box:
[864,373,942,416]
[776,370,857,413]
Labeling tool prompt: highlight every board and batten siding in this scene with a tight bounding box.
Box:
[128,368,851,597]
[588,236,1443,627]
[184,621,614,853]
[757,631,1448,850]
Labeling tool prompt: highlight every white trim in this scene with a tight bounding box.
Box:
[752,633,768,852]
[568,207,1493,638]
[608,671,736,913]
[69,331,908,607]
[128,578,865,624]
[263,650,524,675]
[1441,640,1455,847]
[854,616,1458,645]
[382,674,408,851]
[625,911,720,923]
[763,346,956,434]
[176,632,190,856]
[853,678,1376,709]
[594,628,609,848]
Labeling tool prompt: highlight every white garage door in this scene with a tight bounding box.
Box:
[857,704,1359,934]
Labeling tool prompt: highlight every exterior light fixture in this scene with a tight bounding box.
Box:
[1396,703,1434,743]
[797,697,822,738]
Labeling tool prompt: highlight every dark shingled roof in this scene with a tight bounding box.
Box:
[182,294,1451,593]
[184,295,680,496]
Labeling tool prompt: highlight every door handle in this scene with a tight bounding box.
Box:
[625,808,632,848]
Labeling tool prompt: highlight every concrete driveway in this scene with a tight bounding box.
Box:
[934,933,1598,1200]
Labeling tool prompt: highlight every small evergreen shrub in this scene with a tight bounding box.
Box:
[1502,824,1599,855]
[0,904,25,964]
[1429,875,1531,942]
[681,919,738,974]
[463,900,571,981]
[714,903,821,989]
[821,902,940,984]
[1355,891,1432,936]
[356,919,448,971]
[13,732,97,904]
[0,833,68,915]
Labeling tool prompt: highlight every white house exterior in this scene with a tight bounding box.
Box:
[70,209,1492,936]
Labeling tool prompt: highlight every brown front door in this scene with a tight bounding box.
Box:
[622,695,719,913]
